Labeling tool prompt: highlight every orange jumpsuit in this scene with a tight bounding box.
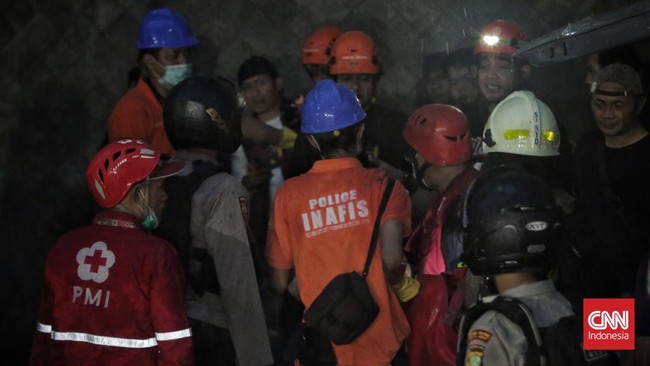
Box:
[267,158,412,366]
[107,79,175,155]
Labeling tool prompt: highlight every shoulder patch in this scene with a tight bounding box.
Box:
[468,329,493,343]
[239,196,249,223]
[466,344,485,366]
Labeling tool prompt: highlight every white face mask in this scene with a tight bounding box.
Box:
[158,64,192,89]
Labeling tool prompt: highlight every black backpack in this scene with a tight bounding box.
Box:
[155,160,222,295]
[457,296,616,366]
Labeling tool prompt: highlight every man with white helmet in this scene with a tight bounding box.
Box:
[107,8,199,156]
[481,91,560,170]
[478,90,600,308]
[31,140,192,365]
[266,80,416,365]
[481,90,574,194]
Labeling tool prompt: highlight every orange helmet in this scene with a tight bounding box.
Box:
[329,31,380,75]
[403,104,472,166]
[302,26,342,65]
[474,20,527,56]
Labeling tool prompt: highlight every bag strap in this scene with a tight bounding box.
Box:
[362,178,395,277]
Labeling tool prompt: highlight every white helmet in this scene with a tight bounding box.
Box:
[482,90,560,157]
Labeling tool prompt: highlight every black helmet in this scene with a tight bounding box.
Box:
[462,167,561,276]
[164,75,242,153]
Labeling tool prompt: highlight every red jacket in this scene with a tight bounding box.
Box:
[405,166,479,366]
[30,211,193,366]
[406,166,480,275]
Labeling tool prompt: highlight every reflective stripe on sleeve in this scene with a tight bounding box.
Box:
[51,331,158,348]
[155,328,192,341]
[36,322,52,334]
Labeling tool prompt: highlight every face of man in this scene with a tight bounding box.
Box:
[157,47,191,66]
[142,47,192,92]
[424,69,449,104]
[336,73,377,109]
[448,64,478,106]
[147,179,168,219]
[305,64,331,83]
[478,53,525,104]
[240,74,282,117]
[591,81,642,138]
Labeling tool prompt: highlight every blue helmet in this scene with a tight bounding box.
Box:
[137,8,199,49]
[301,80,366,134]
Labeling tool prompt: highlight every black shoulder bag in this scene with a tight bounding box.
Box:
[303,178,395,345]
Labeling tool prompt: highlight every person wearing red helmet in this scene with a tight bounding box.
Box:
[107,7,200,155]
[329,30,410,183]
[302,26,342,83]
[474,20,573,188]
[475,20,530,113]
[30,139,192,365]
[401,104,480,366]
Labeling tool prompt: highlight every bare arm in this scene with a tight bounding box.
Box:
[380,219,406,285]
[269,267,291,295]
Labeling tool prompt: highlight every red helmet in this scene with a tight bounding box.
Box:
[86,140,185,208]
[474,20,527,56]
[302,26,342,65]
[329,31,380,75]
[403,104,472,166]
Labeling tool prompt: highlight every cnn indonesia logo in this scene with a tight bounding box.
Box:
[584,298,635,350]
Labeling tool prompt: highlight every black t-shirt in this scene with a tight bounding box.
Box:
[573,131,650,294]
[361,104,409,170]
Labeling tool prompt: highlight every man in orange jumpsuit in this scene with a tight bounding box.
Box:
[266,80,419,365]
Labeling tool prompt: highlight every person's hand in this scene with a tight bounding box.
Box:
[241,108,284,145]
[279,127,298,149]
[392,275,421,303]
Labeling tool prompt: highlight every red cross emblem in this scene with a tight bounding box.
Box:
[76,241,115,283]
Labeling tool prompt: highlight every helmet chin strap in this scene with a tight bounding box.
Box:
[136,179,151,217]
[305,134,325,160]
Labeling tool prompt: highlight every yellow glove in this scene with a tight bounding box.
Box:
[392,275,421,303]
[279,127,298,150]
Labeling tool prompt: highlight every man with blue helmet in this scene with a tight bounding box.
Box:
[107,7,199,155]
[266,80,418,365]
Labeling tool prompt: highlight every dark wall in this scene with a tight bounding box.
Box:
[0,0,640,363]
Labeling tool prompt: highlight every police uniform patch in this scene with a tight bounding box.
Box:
[239,196,249,223]
[468,329,492,343]
[466,344,485,366]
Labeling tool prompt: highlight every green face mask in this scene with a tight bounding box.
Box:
[141,207,159,231]
[136,182,159,231]
[159,63,192,89]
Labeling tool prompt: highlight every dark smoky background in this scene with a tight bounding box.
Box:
[0,0,646,363]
